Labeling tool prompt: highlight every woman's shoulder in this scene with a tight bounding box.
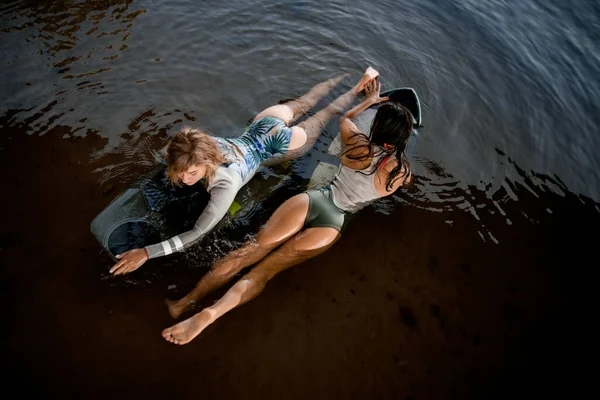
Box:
[209,165,243,189]
[380,157,411,186]
[342,136,372,161]
[341,145,374,171]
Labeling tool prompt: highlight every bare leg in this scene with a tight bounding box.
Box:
[254,73,349,125]
[162,227,341,345]
[261,67,380,165]
[166,193,310,318]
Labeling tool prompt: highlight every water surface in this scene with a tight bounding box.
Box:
[1,0,597,398]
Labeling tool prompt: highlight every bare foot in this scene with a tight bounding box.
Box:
[364,66,379,81]
[162,310,214,345]
[354,67,380,94]
[165,298,193,319]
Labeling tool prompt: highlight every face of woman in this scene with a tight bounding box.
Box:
[178,164,208,186]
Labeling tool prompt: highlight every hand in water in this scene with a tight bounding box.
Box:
[110,248,148,275]
[354,66,380,94]
[365,80,389,105]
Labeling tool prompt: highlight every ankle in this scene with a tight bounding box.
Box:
[199,308,217,323]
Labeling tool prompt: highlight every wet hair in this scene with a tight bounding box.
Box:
[166,127,224,186]
[343,102,413,191]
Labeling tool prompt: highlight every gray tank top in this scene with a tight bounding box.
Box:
[330,149,388,213]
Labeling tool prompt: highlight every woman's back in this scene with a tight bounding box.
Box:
[330,146,393,212]
[331,144,409,212]
[333,83,414,212]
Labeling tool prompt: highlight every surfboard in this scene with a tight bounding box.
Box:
[90,164,211,259]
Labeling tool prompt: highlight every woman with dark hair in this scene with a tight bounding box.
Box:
[162,79,414,345]
[109,68,380,275]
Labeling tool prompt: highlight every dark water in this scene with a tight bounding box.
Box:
[1,0,598,398]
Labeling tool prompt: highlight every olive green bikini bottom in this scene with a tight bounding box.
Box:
[304,188,353,234]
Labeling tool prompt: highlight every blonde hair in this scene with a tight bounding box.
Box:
[166,127,224,185]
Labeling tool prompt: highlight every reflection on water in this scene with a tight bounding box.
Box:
[386,145,599,245]
[0,0,143,70]
[88,108,197,186]
[1,0,146,140]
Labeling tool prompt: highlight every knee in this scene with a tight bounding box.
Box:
[236,278,261,294]
[242,274,269,293]
[211,258,247,277]
[227,278,255,299]
[210,264,235,278]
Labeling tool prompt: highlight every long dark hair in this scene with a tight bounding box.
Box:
[343,102,413,191]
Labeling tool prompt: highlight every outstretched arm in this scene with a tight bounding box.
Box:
[110,167,243,275]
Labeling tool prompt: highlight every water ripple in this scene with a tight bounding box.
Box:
[2,0,599,235]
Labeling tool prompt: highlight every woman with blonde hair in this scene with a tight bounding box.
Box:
[109,67,379,275]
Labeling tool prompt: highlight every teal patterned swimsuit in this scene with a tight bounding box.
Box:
[145,117,293,259]
[214,117,292,184]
